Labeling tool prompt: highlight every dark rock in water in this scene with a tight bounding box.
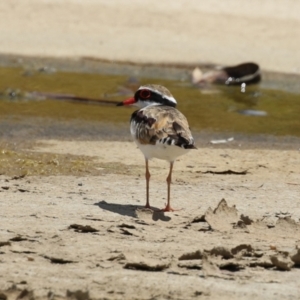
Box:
[223,62,261,85]
[192,62,261,86]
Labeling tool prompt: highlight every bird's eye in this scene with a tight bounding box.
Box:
[139,89,151,99]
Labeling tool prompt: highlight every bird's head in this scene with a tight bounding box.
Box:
[116,84,177,108]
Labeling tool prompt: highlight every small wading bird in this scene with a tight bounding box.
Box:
[117,84,196,211]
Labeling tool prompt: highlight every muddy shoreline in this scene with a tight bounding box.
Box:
[1,53,300,93]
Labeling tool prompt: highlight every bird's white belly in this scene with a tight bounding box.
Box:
[135,142,190,162]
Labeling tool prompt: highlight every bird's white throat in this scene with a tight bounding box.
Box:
[135,100,161,108]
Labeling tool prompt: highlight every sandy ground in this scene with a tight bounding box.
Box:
[0,140,300,299]
[0,0,300,74]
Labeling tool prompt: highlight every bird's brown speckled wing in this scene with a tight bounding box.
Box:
[131,105,196,149]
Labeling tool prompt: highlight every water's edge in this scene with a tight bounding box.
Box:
[1,53,300,94]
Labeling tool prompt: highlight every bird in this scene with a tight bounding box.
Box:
[117,84,196,212]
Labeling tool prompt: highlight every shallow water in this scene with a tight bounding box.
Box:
[0,66,300,140]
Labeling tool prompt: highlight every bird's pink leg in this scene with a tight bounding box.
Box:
[145,158,151,209]
[161,161,179,212]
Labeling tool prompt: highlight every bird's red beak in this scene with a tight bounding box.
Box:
[116,97,135,106]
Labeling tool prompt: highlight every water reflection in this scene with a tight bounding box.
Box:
[220,85,261,107]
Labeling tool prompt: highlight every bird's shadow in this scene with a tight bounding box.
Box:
[94,200,171,222]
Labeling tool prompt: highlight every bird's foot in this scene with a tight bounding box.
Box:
[144,203,152,209]
[158,204,182,212]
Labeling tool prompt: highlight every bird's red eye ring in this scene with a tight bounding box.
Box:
[139,89,151,99]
